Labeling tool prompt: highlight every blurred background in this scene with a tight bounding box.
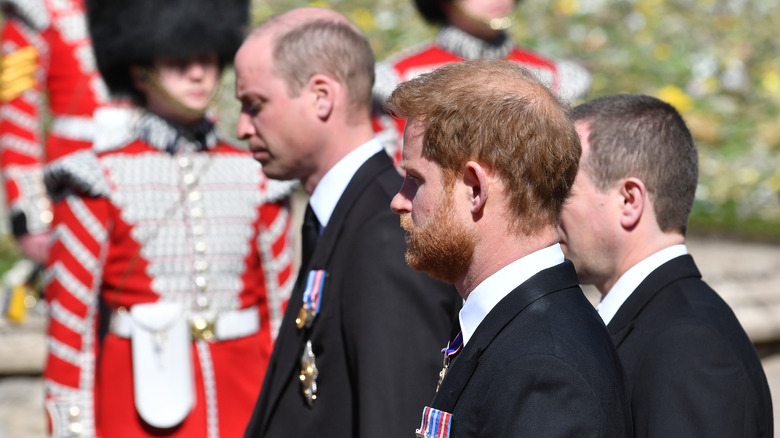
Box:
[2,0,780,436]
[243,0,780,240]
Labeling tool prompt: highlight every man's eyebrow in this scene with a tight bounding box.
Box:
[400,161,419,176]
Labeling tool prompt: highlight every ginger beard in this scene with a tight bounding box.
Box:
[399,185,476,284]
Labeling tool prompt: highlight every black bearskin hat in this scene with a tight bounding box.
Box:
[414,0,520,26]
[87,0,249,102]
[414,0,448,25]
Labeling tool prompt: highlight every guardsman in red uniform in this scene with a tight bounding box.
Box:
[373,0,592,165]
[0,0,111,263]
[41,0,295,436]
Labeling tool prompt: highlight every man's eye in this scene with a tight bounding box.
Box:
[243,102,264,116]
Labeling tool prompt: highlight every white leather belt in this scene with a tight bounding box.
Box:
[110,305,260,342]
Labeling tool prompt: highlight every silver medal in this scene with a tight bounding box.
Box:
[299,340,319,406]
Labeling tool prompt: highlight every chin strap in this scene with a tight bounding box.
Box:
[452,2,514,30]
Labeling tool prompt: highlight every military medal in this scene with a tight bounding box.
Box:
[296,270,326,331]
[436,332,463,392]
[299,340,319,406]
[416,406,453,438]
[296,306,308,329]
[295,304,318,329]
[437,360,448,393]
[296,270,326,405]
[305,306,317,328]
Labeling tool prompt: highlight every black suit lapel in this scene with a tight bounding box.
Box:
[258,151,395,432]
[307,151,395,269]
[607,255,702,346]
[431,261,580,411]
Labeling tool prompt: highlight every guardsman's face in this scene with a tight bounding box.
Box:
[141,54,220,124]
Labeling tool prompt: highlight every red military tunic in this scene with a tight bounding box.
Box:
[0,0,109,236]
[372,26,592,165]
[43,111,295,438]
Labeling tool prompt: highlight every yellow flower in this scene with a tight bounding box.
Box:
[768,171,780,192]
[350,8,375,31]
[655,85,694,113]
[761,71,780,95]
[653,44,671,61]
[308,1,331,8]
[554,0,579,16]
[635,0,664,15]
[737,167,760,186]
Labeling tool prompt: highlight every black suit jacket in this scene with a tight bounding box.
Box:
[245,152,461,438]
[431,261,632,437]
[608,255,773,437]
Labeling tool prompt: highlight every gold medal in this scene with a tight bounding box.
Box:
[296,305,308,329]
[436,360,449,392]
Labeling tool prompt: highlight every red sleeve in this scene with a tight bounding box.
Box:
[0,14,50,234]
[43,194,111,437]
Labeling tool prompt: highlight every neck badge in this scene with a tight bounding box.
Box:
[437,332,463,392]
[300,340,319,406]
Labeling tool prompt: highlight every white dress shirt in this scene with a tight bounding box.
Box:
[597,244,688,325]
[459,243,565,345]
[308,139,383,229]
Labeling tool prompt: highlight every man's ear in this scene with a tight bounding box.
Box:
[619,177,646,230]
[308,73,335,121]
[463,161,489,215]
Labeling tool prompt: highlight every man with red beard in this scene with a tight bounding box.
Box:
[389,59,632,437]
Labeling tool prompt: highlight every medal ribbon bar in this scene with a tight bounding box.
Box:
[296,269,326,329]
[415,406,452,438]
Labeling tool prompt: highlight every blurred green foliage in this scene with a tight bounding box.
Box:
[0,233,22,273]
[245,0,780,239]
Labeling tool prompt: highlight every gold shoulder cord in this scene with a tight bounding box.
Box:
[0,46,39,102]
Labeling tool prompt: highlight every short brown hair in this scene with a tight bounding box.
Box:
[572,94,698,234]
[388,59,581,233]
[270,19,375,112]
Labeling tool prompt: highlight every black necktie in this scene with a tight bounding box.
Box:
[301,203,320,270]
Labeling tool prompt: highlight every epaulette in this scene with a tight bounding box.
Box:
[372,39,437,104]
[265,179,298,204]
[554,59,593,104]
[44,150,110,200]
[0,0,50,31]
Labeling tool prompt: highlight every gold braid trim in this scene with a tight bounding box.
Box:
[0,46,39,102]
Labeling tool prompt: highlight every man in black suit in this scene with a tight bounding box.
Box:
[388,59,631,437]
[559,94,773,437]
[234,7,460,438]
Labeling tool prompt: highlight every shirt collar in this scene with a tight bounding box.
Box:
[459,243,565,345]
[598,244,688,325]
[308,139,383,229]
